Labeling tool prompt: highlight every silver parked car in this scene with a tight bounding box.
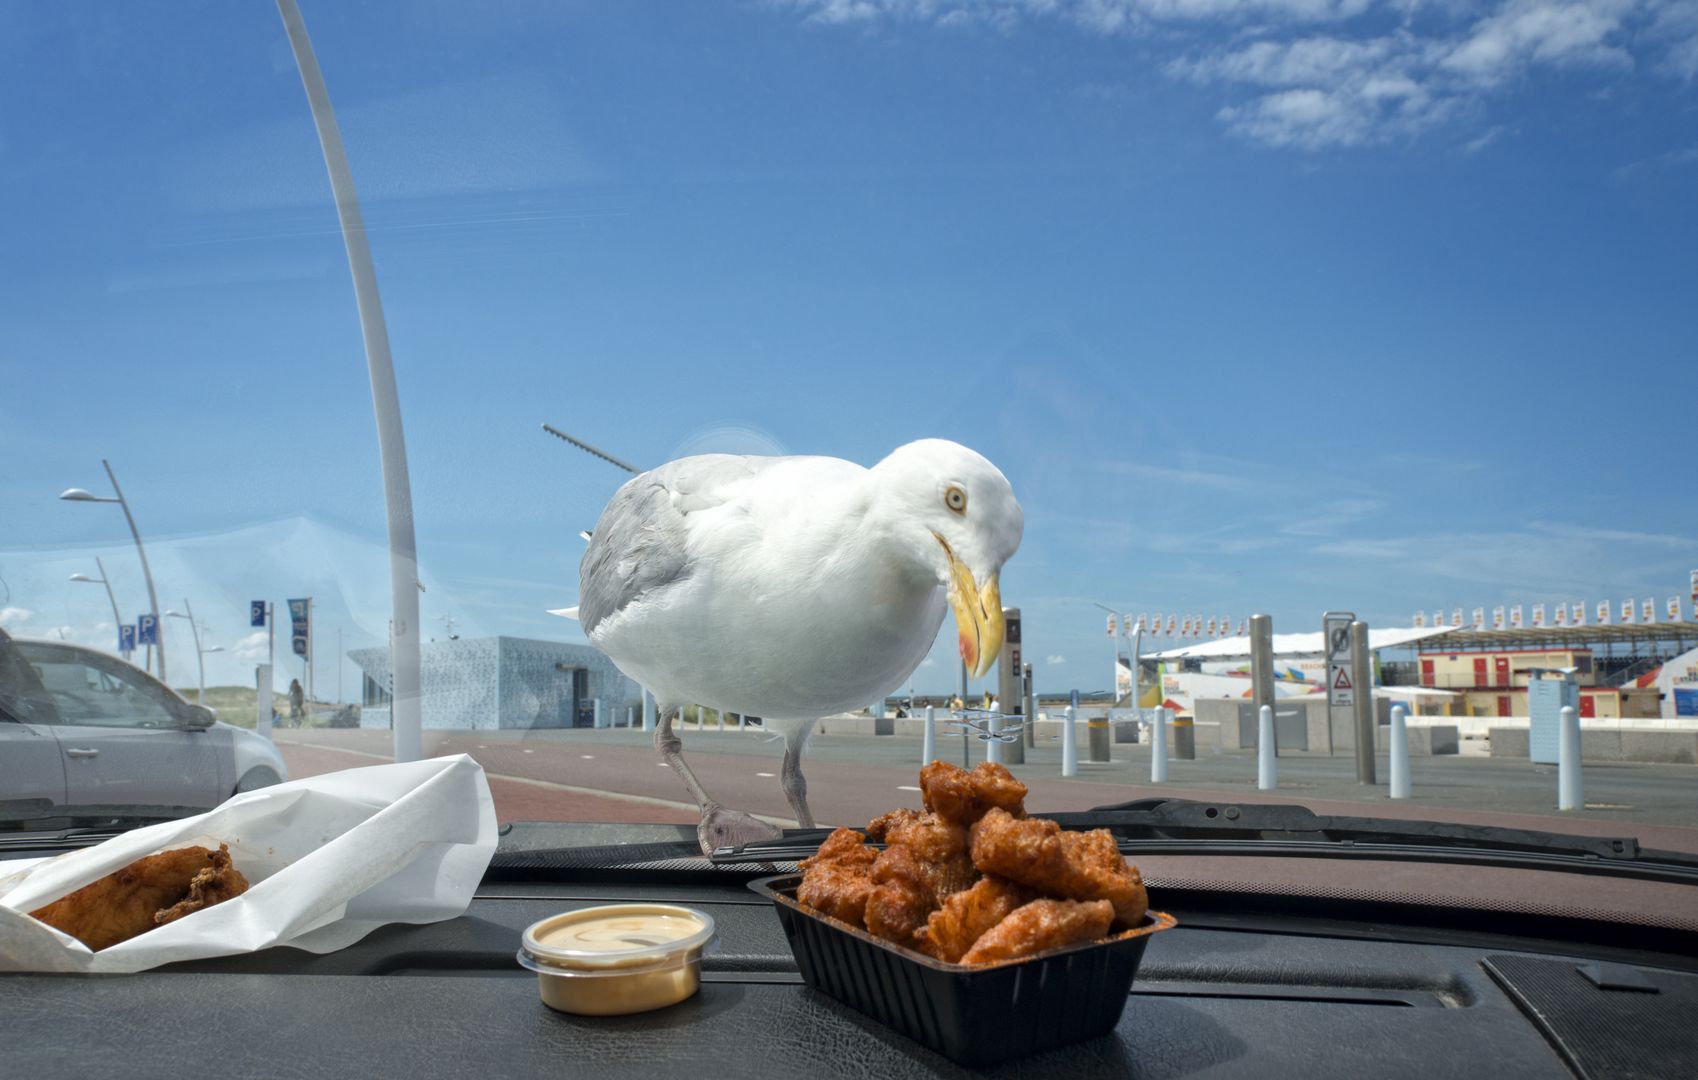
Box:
[0,628,287,827]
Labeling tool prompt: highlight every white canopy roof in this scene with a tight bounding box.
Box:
[1147,625,1453,661]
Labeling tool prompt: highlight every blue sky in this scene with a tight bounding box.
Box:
[1,0,1695,696]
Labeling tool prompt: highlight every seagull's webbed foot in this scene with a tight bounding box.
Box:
[698,804,783,855]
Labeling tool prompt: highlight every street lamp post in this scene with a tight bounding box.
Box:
[68,556,127,662]
[165,600,215,705]
[277,0,421,763]
[61,460,165,684]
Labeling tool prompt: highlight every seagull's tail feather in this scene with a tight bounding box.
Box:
[548,606,580,620]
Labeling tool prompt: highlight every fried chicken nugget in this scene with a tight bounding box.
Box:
[969,808,1148,928]
[914,875,1035,963]
[29,843,249,951]
[865,808,921,842]
[864,813,976,949]
[919,761,1029,826]
[798,827,878,928]
[959,898,1115,965]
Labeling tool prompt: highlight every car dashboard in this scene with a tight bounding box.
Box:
[6,849,1698,1080]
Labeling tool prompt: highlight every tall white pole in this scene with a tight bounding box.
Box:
[1151,707,1169,783]
[186,599,204,705]
[103,459,165,684]
[1257,704,1277,790]
[1062,704,1078,777]
[1558,704,1582,811]
[922,705,937,765]
[90,557,125,662]
[277,0,421,762]
[1389,704,1410,799]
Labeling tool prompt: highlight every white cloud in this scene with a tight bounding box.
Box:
[781,0,1692,149]
[1046,653,1068,664]
[231,631,270,663]
[1461,124,1508,152]
[1442,0,1637,84]
[0,606,33,628]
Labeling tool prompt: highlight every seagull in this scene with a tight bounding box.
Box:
[567,438,1023,853]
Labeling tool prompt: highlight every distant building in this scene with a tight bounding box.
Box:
[350,636,638,731]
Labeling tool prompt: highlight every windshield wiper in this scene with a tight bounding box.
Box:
[0,810,195,851]
[707,798,1698,887]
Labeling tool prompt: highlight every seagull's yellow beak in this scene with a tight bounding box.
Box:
[934,532,1003,679]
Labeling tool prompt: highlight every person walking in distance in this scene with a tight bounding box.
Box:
[288,678,305,722]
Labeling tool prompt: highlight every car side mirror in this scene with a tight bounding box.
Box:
[181,704,217,730]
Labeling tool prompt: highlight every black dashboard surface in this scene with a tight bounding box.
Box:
[7,877,1658,1079]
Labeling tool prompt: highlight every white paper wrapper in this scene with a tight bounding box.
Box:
[0,754,496,974]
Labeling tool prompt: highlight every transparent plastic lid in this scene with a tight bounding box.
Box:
[519,904,716,974]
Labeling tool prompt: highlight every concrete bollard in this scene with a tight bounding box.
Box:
[1003,724,1025,764]
[593,699,606,729]
[1257,705,1277,790]
[642,690,655,732]
[1088,717,1110,763]
[1062,705,1078,777]
[922,705,937,765]
[739,712,748,732]
[1151,708,1169,783]
[625,706,634,728]
[1559,705,1582,811]
[987,712,1004,765]
[718,709,726,732]
[1389,704,1411,799]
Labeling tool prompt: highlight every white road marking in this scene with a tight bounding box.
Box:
[897,785,921,792]
[581,754,595,759]
[756,771,775,778]
[522,749,534,754]
[274,738,796,826]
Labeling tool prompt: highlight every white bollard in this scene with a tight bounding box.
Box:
[1389,705,1411,799]
[987,712,1004,765]
[718,709,726,731]
[922,705,937,764]
[1257,704,1277,790]
[1062,705,1078,777]
[1559,704,1582,811]
[593,699,605,729]
[739,712,748,731]
[642,690,656,732]
[1151,708,1169,783]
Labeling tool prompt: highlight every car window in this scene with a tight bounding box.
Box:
[0,1,1692,888]
[22,651,178,730]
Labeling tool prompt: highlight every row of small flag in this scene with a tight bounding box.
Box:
[1415,596,1694,630]
[1107,614,1244,639]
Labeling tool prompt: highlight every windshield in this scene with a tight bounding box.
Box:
[3,2,1695,880]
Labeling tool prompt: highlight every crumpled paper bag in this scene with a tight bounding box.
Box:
[0,753,496,973]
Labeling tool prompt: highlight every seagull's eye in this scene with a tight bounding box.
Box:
[944,485,967,514]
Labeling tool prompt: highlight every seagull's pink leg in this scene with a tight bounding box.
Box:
[654,706,782,853]
[779,727,815,829]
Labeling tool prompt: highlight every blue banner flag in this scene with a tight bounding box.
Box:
[119,624,136,653]
[292,633,309,658]
[137,612,159,645]
[287,599,309,628]
[250,601,267,628]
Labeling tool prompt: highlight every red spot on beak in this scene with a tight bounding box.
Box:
[959,631,975,667]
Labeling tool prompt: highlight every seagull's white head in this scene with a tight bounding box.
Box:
[872,439,1024,679]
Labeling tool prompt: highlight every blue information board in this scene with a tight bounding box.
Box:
[251,601,267,627]
[137,613,158,645]
[119,624,136,653]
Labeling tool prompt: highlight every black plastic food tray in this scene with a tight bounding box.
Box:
[750,873,1176,1068]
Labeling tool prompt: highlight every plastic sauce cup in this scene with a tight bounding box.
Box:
[517,904,716,1016]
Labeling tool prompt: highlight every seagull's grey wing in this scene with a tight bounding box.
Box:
[577,454,781,637]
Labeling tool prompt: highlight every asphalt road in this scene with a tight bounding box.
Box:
[273,725,1698,924]
[277,723,1698,828]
